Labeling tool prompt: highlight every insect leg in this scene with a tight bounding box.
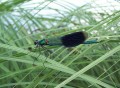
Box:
[33,45,41,66]
[41,46,51,67]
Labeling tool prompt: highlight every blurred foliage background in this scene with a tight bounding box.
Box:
[0,0,120,88]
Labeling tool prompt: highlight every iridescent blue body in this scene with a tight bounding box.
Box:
[34,32,98,47]
[37,37,63,46]
[35,39,98,46]
[83,40,98,44]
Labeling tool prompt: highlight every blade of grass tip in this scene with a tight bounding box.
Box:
[55,45,120,88]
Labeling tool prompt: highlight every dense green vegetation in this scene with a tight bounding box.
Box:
[0,0,120,88]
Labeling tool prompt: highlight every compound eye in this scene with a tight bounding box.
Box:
[34,40,39,45]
